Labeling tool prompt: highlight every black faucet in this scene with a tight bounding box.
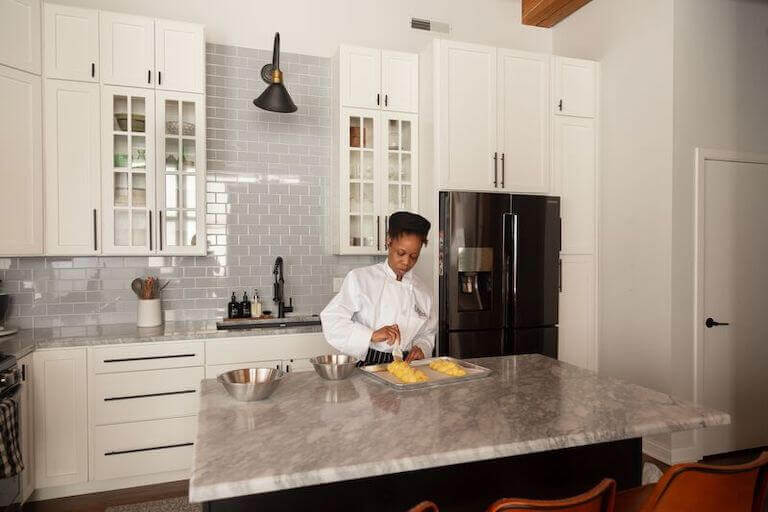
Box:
[273,256,293,318]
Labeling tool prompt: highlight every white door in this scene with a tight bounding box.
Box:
[33,348,88,488]
[553,56,596,118]
[100,12,155,88]
[156,91,206,255]
[497,49,550,193]
[380,111,418,247]
[438,40,497,191]
[0,0,41,74]
[553,116,596,254]
[698,152,768,456]
[44,79,101,255]
[0,66,43,256]
[340,46,381,110]
[19,354,34,502]
[43,3,98,82]
[155,19,204,94]
[381,50,418,113]
[101,86,156,255]
[558,254,596,371]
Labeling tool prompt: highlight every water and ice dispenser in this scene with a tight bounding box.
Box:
[456,247,494,312]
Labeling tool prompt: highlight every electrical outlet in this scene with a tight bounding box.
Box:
[333,277,344,293]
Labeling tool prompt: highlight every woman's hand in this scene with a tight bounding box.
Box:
[371,324,401,345]
[405,346,425,363]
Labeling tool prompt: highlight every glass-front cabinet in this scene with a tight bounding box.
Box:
[101,86,205,255]
[337,108,418,255]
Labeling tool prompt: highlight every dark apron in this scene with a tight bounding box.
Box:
[357,347,410,367]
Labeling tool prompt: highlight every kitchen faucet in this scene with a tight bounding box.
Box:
[272,256,293,318]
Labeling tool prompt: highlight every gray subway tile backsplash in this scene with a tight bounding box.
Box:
[0,43,380,330]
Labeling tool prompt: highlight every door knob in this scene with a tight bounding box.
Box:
[705,317,730,328]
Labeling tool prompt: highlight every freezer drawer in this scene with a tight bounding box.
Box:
[443,329,504,358]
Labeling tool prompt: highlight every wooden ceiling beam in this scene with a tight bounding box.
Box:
[522,0,593,28]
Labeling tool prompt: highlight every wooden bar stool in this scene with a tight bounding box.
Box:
[616,451,768,511]
[407,501,439,512]
[486,479,616,511]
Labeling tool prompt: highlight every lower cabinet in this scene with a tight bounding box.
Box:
[558,254,597,371]
[19,354,34,503]
[33,348,88,489]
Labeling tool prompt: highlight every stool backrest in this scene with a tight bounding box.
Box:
[487,479,616,512]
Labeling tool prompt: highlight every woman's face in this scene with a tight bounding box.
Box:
[387,233,424,280]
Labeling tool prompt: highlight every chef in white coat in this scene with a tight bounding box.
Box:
[321,212,436,365]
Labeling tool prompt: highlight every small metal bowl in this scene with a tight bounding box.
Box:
[310,354,359,381]
[217,367,285,401]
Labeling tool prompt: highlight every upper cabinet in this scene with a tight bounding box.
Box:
[0,66,43,256]
[155,20,205,94]
[43,3,99,82]
[553,56,597,118]
[100,12,155,88]
[339,45,418,113]
[0,0,41,74]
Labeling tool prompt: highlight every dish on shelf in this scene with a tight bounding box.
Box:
[114,153,129,167]
[114,113,145,132]
[166,154,179,168]
[166,121,196,136]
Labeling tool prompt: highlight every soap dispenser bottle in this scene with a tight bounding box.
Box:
[228,292,240,319]
[251,289,262,318]
[241,291,252,318]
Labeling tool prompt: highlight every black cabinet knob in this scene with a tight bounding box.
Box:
[705,317,730,328]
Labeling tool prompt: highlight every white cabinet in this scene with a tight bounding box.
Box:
[101,86,156,254]
[497,49,550,193]
[19,354,34,503]
[100,12,155,88]
[43,3,98,82]
[553,56,597,118]
[33,348,88,489]
[558,255,596,371]
[284,358,314,373]
[436,40,497,191]
[44,79,101,255]
[381,50,418,113]
[0,0,41,74]
[339,45,418,113]
[381,111,419,219]
[553,116,596,254]
[0,66,43,256]
[155,19,205,94]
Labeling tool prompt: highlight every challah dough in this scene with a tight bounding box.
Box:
[387,360,429,383]
[428,359,467,377]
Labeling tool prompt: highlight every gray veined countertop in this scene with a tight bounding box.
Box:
[188,354,730,503]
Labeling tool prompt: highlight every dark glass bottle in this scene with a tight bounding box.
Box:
[228,292,240,319]
[241,291,252,318]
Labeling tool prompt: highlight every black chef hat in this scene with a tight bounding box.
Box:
[388,211,431,245]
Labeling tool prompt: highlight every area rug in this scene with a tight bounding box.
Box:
[105,496,201,512]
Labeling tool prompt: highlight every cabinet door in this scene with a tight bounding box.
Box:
[558,254,596,371]
[553,116,596,254]
[19,355,34,502]
[155,19,204,94]
[43,3,98,82]
[340,46,381,109]
[381,50,418,113]
[0,66,43,256]
[553,56,597,118]
[100,12,155,88]
[44,80,101,255]
[101,86,156,255]
[33,348,88,488]
[156,91,206,255]
[438,40,497,190]
[0,0,41,74]
[381,112,418,246]
[497,49,550,193]
[340,108,382,254]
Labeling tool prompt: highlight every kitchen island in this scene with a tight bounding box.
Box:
[189,355,729,511]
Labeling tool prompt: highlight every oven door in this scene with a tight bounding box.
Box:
[0,382,21,512]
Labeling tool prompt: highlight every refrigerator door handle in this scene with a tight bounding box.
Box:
[512,213,519,301]
[559,259,563,292]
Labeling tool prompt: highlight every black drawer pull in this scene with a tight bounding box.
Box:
[104,389,196,401]
[105,442,193,456]
[103,353,196,363]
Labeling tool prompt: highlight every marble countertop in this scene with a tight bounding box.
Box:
[188,354,730,503]
[0,318,322,357]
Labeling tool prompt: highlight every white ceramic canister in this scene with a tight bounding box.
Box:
[137,298,162,327]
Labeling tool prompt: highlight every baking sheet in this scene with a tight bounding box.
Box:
[360,357,492,391]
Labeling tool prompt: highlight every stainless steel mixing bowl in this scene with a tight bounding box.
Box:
[217,367,285,401]
[310,354,359,380]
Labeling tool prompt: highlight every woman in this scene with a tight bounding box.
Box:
[321,212,436,366]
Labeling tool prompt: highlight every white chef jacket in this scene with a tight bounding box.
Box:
[320,262,437,360]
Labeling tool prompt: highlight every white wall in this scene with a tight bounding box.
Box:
[51,0,552,56]
[552,0,675,392]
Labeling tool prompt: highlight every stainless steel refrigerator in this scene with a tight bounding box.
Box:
[438,192,561,358]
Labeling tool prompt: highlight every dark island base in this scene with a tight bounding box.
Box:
[203,437,642,512]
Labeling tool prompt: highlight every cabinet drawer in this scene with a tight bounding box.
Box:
[92,416,196,481]
[205,334,331,365]
[91,366,203,425]
[91,342,204,373]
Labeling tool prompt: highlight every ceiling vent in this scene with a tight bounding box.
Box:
[410,17,451,34]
